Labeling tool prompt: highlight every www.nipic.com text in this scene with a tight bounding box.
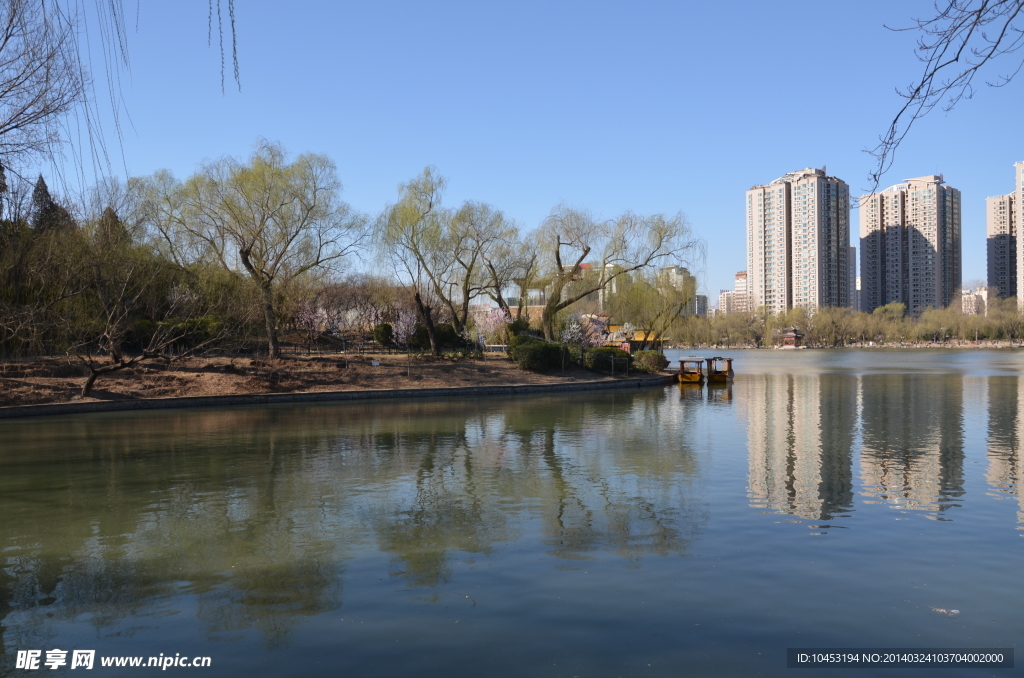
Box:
[15,650,212,670]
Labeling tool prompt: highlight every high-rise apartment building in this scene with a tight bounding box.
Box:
[1015,161,1024,309]
[733,271,749,312]
[848,246,857,311]
[986,192,1015,298]
[746,168,851,314]
[718,290,735,315]
[859,175,961,316]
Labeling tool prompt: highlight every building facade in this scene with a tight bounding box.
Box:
[746,168,852,314]
[718,290,734,315]
[859,175,961,316]
[1015,162,1024,309]
[986,192,1016,299]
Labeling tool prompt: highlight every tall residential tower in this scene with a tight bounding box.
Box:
[987,192,1015,299]
[746,168,852,313]
[859,175,961,316]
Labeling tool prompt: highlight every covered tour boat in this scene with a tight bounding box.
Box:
[677,358,706,384]
[705,357,734,383]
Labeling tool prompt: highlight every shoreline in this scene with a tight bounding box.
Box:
[667,343,1023,350]
[0,373,675,420]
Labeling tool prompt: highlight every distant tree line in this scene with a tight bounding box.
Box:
[673,301,1024,348]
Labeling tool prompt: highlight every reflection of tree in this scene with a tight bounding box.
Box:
[0,389,710,654]
[743,374,855,520]
[0,410,355,649]
[986,377,1024,526]
[368,429,513,588]
[860,374,965,517]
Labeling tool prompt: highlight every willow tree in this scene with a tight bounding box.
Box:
[536,205,703,341]
[152,141,365,359]
[375,168,448,355]
[377,168,518,353]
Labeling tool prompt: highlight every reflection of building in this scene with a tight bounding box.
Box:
[860,175,962,316]
[986,377,1024,526]
[746,168,852,314]
[743,374,855,520]
[859,374,965,516]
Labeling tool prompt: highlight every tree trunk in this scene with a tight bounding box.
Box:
[81,369,99,398]
[542,301,558,341]
[80,358,134,397]
[261,283,281,359]
[413,291,440,356]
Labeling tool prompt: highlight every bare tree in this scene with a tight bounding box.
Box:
[0,0,84,165]
[536,205,703,341]
[871,1,1024,188]
[149,141,367,359]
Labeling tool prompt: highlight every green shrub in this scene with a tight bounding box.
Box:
[584,346,632,371]
[508,318,531,336]
[406,323,429,349]
[372,323,394,346]
[434,322,460,347]
[511,341,563,372]
[507,332,540,355]
[633,350,668,373]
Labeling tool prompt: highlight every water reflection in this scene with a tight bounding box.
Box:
[987,377,1024,526]
[859,374,965,517]
[0,393,708,651]
[742,374,856,520]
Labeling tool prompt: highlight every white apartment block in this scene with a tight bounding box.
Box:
[746,168,851,314]
[733,270,749,313]
[961,287,988,316]
[859,175,961,316]
[1015,162,1024,310]
[986,192,1015,298]
[718,290,735,315]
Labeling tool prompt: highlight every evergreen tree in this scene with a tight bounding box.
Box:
[30,175,72,231]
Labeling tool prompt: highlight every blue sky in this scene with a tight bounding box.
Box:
[65,1,1023,300]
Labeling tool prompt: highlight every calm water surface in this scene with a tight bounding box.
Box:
[1,349,1022,677]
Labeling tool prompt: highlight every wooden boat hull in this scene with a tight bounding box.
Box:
[677,373,705,384]
[707,373,732,383]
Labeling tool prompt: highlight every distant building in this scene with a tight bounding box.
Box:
[718,289,736,315]
[746,168,852,314]
[848,246,858,311]
[733,271,749,312]
[859,175,961,316]
[687,294,708,317]
[961,287,988,316]
[660,264,695,294]
[987,191,1016,299]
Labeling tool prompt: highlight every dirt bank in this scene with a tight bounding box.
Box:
[0,353,633,408]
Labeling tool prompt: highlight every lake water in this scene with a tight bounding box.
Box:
[1,349,1021,677]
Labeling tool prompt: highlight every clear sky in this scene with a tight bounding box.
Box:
[60,0,1024,300]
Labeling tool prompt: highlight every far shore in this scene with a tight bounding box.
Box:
[667,341,1023,350]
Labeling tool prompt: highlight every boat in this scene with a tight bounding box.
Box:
[705,357,734,383]
[677,357,706,384]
